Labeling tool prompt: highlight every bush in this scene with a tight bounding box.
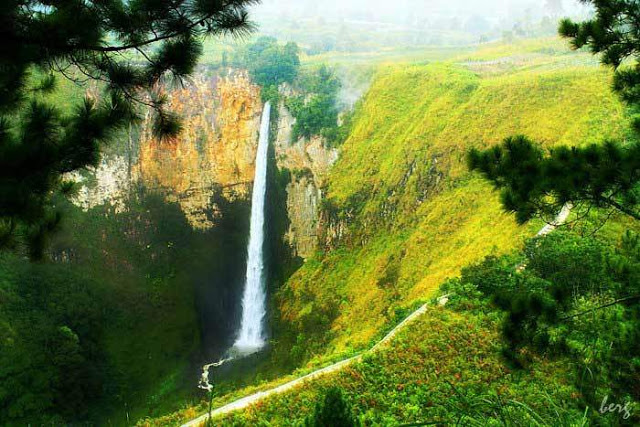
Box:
[287,65,343,143]
[235,37,300,88]
[444,230,640,411]
[307,387,357,427]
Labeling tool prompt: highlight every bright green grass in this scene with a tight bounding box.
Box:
[278,42,632,355]
[220,306,583,425]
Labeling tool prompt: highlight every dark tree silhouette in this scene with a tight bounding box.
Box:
[468,136,640,223]
[307,387,357,427]
[0,0,258,259]
[469,0,640,224]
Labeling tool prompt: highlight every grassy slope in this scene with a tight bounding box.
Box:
[220,306,582,425]
[146,39,633,425]
[278,39,631,358]
[147,305,587,426]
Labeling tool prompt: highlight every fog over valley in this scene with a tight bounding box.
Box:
[253,0,592,40]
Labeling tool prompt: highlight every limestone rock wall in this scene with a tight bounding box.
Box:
[72,73,340,259]
[274,91,339,258]
[73,71,263,229]
[134,72,262,229]
[69,155,130,213]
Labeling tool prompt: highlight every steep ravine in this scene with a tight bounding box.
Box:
[69,70,340,371]
[73,72,336,261]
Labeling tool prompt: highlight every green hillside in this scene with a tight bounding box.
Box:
[220,303,583,425]
[146,40,638,426]
[214,230,640,425]
[278,44,632,359]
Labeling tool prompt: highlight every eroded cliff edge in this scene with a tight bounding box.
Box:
[71,70,339,260]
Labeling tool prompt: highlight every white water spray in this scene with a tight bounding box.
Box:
[232,101,271,355]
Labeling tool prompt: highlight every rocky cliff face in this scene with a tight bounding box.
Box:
[135,72,262,229]
[273,85,339,258]
[278,137,338,258]
[69,154,131,213]
[72,73,338,258]
[73,71,262,229]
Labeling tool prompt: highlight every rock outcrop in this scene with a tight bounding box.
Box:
[135,72,262,229]
[73,71,263,229]
[69,154,130,214]
[72,72,340,259]
[273,84,339,258]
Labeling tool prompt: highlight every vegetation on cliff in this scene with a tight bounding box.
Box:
[286,65,342,143]
[237,5,640,421]
[144,38,639,425]
[277,46,632,361]
[234,36,350,147]
[470,0,640,224]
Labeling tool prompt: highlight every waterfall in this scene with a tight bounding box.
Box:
[232,101,271,355]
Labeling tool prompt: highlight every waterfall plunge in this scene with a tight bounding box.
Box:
[232,101,271,355]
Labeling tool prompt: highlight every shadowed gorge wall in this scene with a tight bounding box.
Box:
[0,193,208,424]
[42,67,338,423]
[8,71,269,424]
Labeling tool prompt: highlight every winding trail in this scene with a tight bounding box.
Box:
[182,205,571,427]
[536,203,573,237]
[182,303,430,427]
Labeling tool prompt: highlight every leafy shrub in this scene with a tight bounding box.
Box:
[446,230,640,413]
[235,37,300,89]
[287,65,342,143]
[307,387,357,427]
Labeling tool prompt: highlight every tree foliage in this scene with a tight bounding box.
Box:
[445,230,640,407]
[0,187,255,424]
[468,136,640,223]
[558,0,640,106]
[0,258,106,423]
[0,0,256,258]
[236,36,300,90]
[469,0,640,224]
[307,387,357,427]
[287,65,342,142]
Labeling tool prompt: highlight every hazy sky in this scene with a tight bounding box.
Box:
[252,0,592,26]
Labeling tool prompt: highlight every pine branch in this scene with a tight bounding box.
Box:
[597,195,640,220]
[559,295,640,322]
